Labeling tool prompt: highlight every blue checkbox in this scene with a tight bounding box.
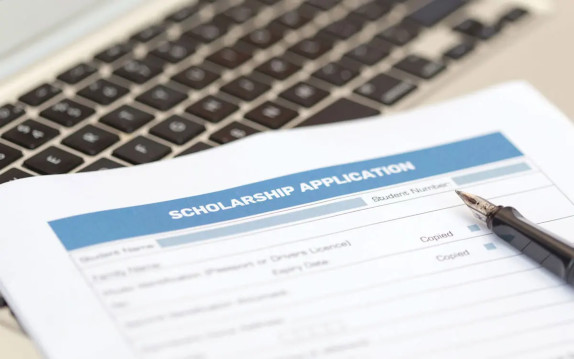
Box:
[484,243,497,251]
[467,224,481,232]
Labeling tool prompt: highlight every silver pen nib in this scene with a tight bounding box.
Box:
[455,190,499,223]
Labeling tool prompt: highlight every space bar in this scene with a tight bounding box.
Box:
[407,0,468,27]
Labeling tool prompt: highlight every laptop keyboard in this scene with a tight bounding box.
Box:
[0,0,530,183]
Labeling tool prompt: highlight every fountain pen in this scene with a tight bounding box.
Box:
[456,190,574,285]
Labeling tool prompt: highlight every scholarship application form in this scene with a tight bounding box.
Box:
[1,82,574,359]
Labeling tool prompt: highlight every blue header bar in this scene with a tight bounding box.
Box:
[50,133,522,251]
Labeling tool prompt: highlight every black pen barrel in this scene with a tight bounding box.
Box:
[487,206,574,285]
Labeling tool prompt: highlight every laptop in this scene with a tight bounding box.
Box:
[1,0,573,357]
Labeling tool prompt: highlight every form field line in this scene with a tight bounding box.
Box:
[452,162,531,185]
[157,198,368,248]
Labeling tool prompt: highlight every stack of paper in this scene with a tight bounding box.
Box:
[0,82,573,359]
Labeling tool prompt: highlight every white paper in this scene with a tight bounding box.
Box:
[1,82,574,359]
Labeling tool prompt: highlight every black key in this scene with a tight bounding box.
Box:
[2,120,59,149]
[394,55,446,79]
[0,143,23,170]
[172,66,219,89]
[150,115,205,145]
[223,2,260,23]
[62,125,120,155]
[79,158,124,172]
[151,37,198,63]
[355,73,416,105]
[257,0,281,4]
[307,0,340,10]
[210,122,260,144]
[100,105,154,133]
[454,19,500,40]
[241,23,286,49]
[256,57,300,80]
[345,39,392,66]
[19,84,61,106]
[40,99,95,127]
[113,136,171,164]
[136,85,187,111]
[207,47,251,69]
[95,43,133,63]
[289,34,335,59]
[444,42,474,60]
[298,98,379,127]
[245,102,297,129]
[378,22,419,46]
[502,7,529,22]
[177,142,213,157]
[274,5,317,29]
[0,168,33,184]
[24,147,84,175]
[312,62,358,86]
[407,0,466,27]
[353,1,391,21]
[78,80,129,105]
[166,4,199,23]
[114,59,163,84]
[57,63,97,84]
[185,15,232,43]
[186,96,238,123]
[131,24,166,43]
[221,76,270,101]
[322,15,363,39]
[140,53,168,68]
[280,82,329,108]
[0,104,25,127]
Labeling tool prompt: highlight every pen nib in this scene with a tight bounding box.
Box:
[455,190,499,223]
